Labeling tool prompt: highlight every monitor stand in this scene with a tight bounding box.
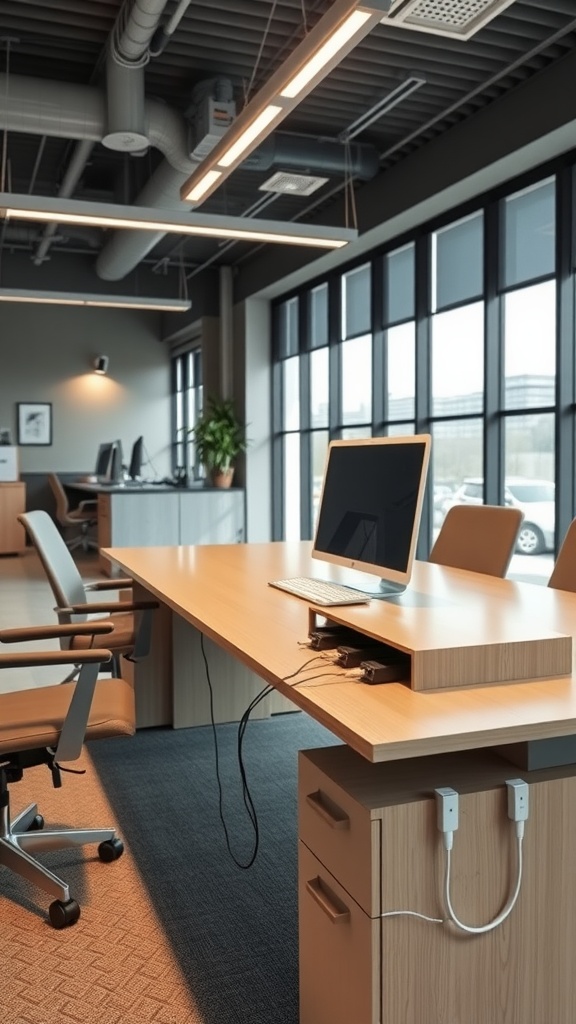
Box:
[337,568,407,600]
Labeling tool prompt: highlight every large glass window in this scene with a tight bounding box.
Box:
[172,347,202,478]
[341,334,372,426]
[272,163,572,583]
[503,281,556,410]
[432,212,483,311]
[431,302,484,416]
[387,323,415,421]
[342,264,371,338]
[502,178,555,287]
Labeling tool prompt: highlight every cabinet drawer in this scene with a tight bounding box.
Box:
[299,750,380,916]
[299,841,380,1024]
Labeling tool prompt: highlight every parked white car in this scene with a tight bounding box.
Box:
[444,476,555,555]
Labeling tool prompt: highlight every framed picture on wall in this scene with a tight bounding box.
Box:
[17,402,53,446]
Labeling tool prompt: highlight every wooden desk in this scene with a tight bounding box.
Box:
[103,541,576,1024]
[103,541,576,760]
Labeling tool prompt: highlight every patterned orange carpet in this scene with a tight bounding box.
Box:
[1,749,202,1024]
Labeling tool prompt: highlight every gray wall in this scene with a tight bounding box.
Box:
[0,303,171,480]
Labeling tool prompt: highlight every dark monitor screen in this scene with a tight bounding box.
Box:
[95,440,123,483]
[95,442,114,479]
[128,436,144,481]
[109,440,124,483]
[312,435,431,593]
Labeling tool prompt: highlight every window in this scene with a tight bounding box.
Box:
[273,163,573,582]
[172,347,203,478]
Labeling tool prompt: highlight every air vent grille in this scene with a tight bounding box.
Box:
[259,172,329,197]
[387,0,517,39]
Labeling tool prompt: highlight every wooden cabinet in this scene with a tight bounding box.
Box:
[0,482,26,555]
[298,744,576,1024]
[97,487,245,575]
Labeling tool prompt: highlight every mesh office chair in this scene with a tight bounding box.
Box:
[48,472,98,552]
[548,518,576,592]
[430,504,524,577]
[19,510,156,675]
[0,620,134,927]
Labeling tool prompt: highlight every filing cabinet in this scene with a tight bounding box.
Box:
[0,482,26,554]
[298,744,576,1024]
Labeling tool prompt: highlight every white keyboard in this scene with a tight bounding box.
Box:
[268,576,370,606]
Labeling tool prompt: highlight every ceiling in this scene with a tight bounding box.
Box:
[1,0,576,302]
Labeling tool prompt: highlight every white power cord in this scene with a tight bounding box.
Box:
[436,780,529,935]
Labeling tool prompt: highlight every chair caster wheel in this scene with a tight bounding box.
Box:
[49,898,80,929]
[28,814,44,831]
[98,837,124,862]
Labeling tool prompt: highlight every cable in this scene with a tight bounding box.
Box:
[435,781,528,935]
[442,837,523,935]
[200,632,271,869]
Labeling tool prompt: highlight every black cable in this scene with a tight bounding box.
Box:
[200,632,272,869]
[200,643,346,870]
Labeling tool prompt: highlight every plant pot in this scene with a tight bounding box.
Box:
[210,468,234,489]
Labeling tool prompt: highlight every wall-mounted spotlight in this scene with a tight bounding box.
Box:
[94,355,109,375]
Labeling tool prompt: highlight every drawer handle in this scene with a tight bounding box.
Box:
[305,790,350,830]
[306,877,350,925]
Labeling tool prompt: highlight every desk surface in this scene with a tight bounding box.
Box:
[104,541,576,763]
[70,480,241,494]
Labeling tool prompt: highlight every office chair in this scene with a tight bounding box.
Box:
[48,472,98,553]
[18,510,157,675]
[548,518,576,592]
[429,504,524,578]
[0,619,135,928]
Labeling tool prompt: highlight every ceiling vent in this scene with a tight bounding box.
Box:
[386,0,517,39]
[259,172,329,197]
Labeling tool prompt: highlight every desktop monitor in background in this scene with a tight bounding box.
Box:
[312,434,431,596]
[128,436,144,481]
[95,442,114,481]
[108,440,124,484]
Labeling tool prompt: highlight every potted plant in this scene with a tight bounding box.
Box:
[190,396,248,488]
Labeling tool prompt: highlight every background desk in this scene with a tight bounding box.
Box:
[71,482,244,575]
[103,541,576,1024]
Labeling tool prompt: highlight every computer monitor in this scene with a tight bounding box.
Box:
[95,442,114,481]
[111,440,124,483]
[128,436,144,481]
[95,440,123,484]
[312,434,431,596]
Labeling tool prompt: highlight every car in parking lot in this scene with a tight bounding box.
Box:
[443,476,555,555]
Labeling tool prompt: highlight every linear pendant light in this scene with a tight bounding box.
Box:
[0,288,192,311]
[0,193,357,249]
[180,0,392,206]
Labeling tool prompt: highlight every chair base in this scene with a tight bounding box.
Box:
[1,800,118,905]
[66,534,99,554]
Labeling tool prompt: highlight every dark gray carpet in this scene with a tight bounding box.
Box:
[90,712,338,1024]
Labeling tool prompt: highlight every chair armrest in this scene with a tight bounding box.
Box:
[85,578,134,591]
[58,600,159,614]
[0,648,112,669]
[77,499,98,513]
[0,622,114,643]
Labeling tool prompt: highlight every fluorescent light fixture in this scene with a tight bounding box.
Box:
[180,0,392,207]
[280,10,372,99]
[0,193,357,249]
[0,288,192,311]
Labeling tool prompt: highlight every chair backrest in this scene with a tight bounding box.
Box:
[548,517,576,592]
[429,504,524,577]
[47,472,71,526]
[18,510,88,619]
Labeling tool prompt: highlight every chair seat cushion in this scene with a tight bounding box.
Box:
[70,612,135,652]
[0,676,135,755]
